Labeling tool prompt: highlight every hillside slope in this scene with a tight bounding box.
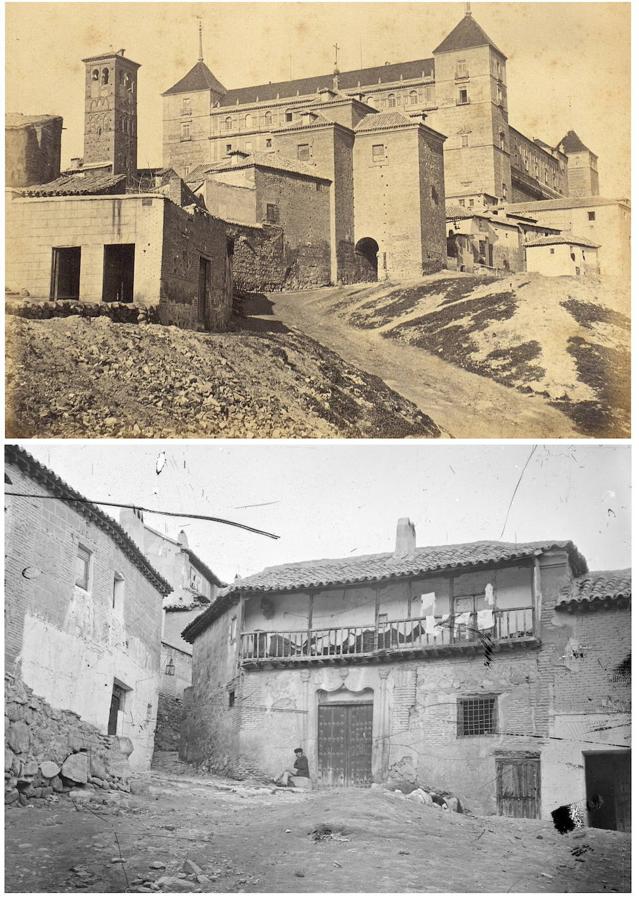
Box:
[328,272,630,437]
[5,315,440,439]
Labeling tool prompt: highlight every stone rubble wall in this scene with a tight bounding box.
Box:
[5,298,158,324]
[5,674,132,806]
[153,693,184,753]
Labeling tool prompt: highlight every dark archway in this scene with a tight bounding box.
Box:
[355,237,379,282]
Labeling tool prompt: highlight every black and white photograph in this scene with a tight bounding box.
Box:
[3,442,631,891]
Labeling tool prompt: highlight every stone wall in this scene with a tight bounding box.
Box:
[5,460,163,770]
[5,674,132,806]
[154,693,185,753]
[226,222,285,292]
[160,202,233,331]
[5,116,63,188]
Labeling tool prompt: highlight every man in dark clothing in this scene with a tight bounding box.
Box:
[274,747,309,785]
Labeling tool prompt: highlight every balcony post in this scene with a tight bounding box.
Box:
[236,592,245,668]
[307,591,314,656]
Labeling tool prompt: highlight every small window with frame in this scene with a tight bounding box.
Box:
[265,203,279,224]
[457,695,497,736]
[75,545,92,591]
[229,616,238,644]
[372,143,385,161]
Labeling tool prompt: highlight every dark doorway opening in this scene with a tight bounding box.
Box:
[495,754,541,818]
[318,701,373,787]
[354,237,379,282]
[50,247,81,300]
[103,243,135,302]
[198,256,211,328]
[584,750,631,831]
[107,683,126,736]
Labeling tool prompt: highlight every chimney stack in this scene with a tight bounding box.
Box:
[394,517,416,558]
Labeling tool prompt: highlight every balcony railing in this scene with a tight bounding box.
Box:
[240,608,535,665]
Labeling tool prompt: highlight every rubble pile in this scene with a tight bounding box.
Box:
[5,297,158,324]
[6,315,440,438]
[5,674,132,806]
[372,778,465,813]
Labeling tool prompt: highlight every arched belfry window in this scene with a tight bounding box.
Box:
[101,67,110,85]
[92,68,100,81]
[224,116,233,131]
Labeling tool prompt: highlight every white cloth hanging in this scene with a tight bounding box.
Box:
[477,608,494,630]
[485,583,495,607]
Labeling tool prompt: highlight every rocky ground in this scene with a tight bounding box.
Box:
[5,314,440,439]
[4,768,630,893]
[302,271,630,438]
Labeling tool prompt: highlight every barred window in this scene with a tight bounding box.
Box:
[457,696,497,736]
[265,203,279,224]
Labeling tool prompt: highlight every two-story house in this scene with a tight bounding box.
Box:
[181,518,630,824]
[5,445,173,770]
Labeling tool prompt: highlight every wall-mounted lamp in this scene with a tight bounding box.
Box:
[165,658,175,676]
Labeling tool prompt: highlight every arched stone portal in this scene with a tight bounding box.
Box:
[354,237,379,282]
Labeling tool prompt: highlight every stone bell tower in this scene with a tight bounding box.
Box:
[82,49,141,177]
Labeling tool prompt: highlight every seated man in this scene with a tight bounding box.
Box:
[274,747,310,786]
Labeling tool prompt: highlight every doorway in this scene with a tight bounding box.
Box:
[495,754,541,818]
[102,243,135,302]
[584,750,631,831]
[318,702,373,786]
[198,256,211,327]
[354,237,379,282]
[107,683,126,736]
[50,247,81,300]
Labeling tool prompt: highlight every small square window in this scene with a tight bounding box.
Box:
[265,203,279,224]
[372,144,385,161]
[265,138,272,148]
[550,248,555,255]
[225,143,232,154]
[75,545,91,591]
[457,696,496,736]
[458,89,469,105]
[468,198,474,208]
[285,111,293,122]
[588,211,596,221]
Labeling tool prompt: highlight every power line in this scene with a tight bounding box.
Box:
[5,493,280,540]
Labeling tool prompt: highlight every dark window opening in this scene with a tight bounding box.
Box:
[92,68,100,81]
[266,203,279,224]
[103,244,135,303]
[265,138,272,148]
[50,247,81,301]
[285,111,293,122]
[431,185,439,204]
[458,696,496,736]
[355,236,379,282]
[101,67,109,85]
[75,544,91,590]
[588,211,596,221]
[611,654,631,685]
[458,88,469,105]
[228,690,235,708]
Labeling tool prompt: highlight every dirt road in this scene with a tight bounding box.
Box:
[5,770,630,893]
[259,289,582,439]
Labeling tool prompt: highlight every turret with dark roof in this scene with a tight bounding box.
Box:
[558,130,594,155]
[163,60,227,98]
[433,9,506,58]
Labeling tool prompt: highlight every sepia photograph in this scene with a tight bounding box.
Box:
[3,441,631,891]
[4,2,631,439]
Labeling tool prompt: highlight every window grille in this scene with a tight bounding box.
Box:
[457,696,496,736]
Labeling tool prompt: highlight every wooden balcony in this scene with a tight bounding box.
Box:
[239,608,537,668]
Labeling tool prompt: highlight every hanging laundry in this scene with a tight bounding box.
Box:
[423,615,437,635]
[485,583,495,607]
[477,608,494,630]
[421,592,436,616]
[455,612,471,626]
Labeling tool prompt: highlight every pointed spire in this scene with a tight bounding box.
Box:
[197,17,203,62]
[465,2,472,15]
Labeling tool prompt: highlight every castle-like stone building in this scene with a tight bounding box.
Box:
[161,8,598,281]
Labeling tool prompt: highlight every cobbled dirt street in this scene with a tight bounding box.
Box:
[4,769,630,893]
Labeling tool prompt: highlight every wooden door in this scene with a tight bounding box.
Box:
[318,702,373,787]
[496,756,540,818]
[585,751,631,831]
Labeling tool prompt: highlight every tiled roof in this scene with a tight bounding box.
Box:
[188,152,330,182]
[6,113,63,129]
[216,58,435,108]
[506,197,628,213]
[182,539,586,642]
[556,569,631,611]
[163,60,227,96]
[559,130,591,154]
[5,445,173,596]
[19,172,126,197]
[526,233,600,249]
[354,111,416,132]
[433,13,505,58]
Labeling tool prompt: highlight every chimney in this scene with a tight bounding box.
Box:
[119,506,146,551]
[394,517,416,558]
[177,529,189,549]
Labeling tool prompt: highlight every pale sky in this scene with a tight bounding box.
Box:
[5,2,630,197]
[11,442,631,584]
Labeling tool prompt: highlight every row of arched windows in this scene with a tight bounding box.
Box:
[90,67,134,91]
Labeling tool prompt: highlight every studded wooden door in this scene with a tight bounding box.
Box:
[496,756,541,818]
[318,702,373,787]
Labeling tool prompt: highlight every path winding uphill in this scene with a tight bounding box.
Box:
[258,272,628,439]
[5,769,630,893]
